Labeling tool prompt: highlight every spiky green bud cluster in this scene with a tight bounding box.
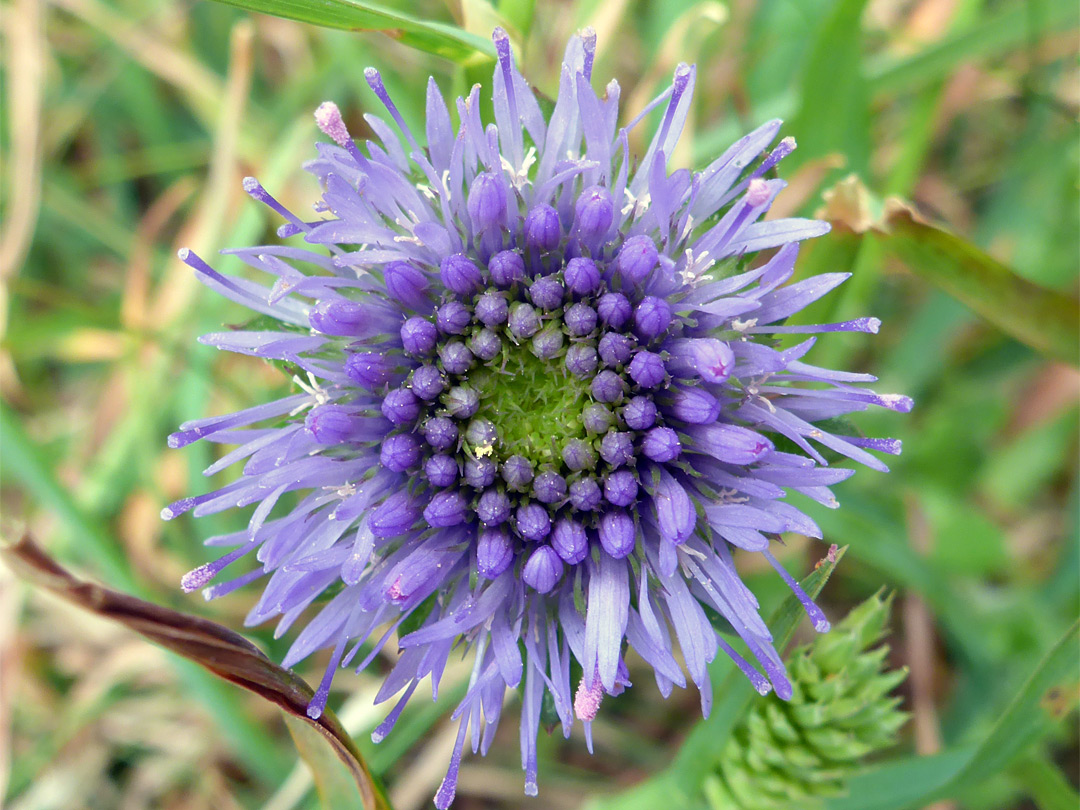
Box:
[704,592,909,810]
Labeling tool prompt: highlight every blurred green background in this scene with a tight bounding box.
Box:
[1,0,1077,808]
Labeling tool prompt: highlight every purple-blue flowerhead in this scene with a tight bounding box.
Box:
[166,28,909,807]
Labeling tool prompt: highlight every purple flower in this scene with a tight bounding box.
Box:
[168,28,907,809]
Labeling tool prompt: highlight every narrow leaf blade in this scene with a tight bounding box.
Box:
[880,203,1079,365]
[209,0,494,61]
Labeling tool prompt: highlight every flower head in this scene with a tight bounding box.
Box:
[166,28,909,807]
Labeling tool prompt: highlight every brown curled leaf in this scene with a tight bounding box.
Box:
[1,533,390,810]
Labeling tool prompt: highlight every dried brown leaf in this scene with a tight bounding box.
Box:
[1,534,390,810]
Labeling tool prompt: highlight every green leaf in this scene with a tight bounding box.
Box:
[285,715,383,810]
[1010,751,1080,810]
[866,1,1080,97]
[787,0,871,177]
[878,205,1080,365]
[207,0,494,62]
[586,547,847,810]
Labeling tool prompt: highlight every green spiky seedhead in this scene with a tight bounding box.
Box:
[704,591,909,810]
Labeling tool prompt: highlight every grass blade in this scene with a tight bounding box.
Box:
[879,203,1080,365]
[208,0,493,61]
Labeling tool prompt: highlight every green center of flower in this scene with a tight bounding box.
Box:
[471,349,590,465]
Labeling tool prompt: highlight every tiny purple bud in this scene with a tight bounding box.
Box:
[438,341,474,375]
[411,364,446,401]
[642,426,681,462]
[444,386,479,419]
[591,369,626,403]
[533,471,567,504]
[565,303,598,336]
[522,545,563,593]
[615,235,659,285]
[582,403,614,434]
[400,316,437,356]
[467,171,508,232]
[468,328,503,361]
[344,352,394,389]
[551,519,588,565]
[598,333,635,366]
[565,343,599,378]
[628,350,666,388]
[622,396,657,430]
[524,204,561,252]
[564,257,601,295]
[369,491,419,538]
[569,478,602,511]
[574,186,614,244]
[664,386,721,424]
[380,433,422,472]
[598,510,636,558]
[597,292,631,329]
[599,430,635,467]
[424,454,458,487]
[384,261,429,310]
[309,297,367,336]
[633,296,673,341]
[477,528,513,579]
[501,455,534,491]
[562,438,596,471]
[603,469,639,507]
[381,388,420,426]
[488,250,525,287]
[476,489,511,525]
[464,457,497,488]
[475,291,509,327]
[424,490,468,528]
[508,302,541,339]
[422,415,458,451]
[515,502,552,541]
[531,325,564,360]
[436,300,472,335]
[305,405,361,445]
[529,277,564,310]
[440,253,484,296]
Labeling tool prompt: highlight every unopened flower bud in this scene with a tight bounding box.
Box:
[467,171,508,232]
[477,528,513,578]
[564,257,601,295]
[380,433,422,472]
[522,545,562,593]
[598,510,636,558]
[488,250,525,287]
[440,253,484,296]
[524,204,561,252]
[597,292,631,329]
[615,235,658,284]
[400,317,437,355]
[384,261,429,310]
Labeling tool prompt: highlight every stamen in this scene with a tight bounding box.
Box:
[313,100,369,166]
